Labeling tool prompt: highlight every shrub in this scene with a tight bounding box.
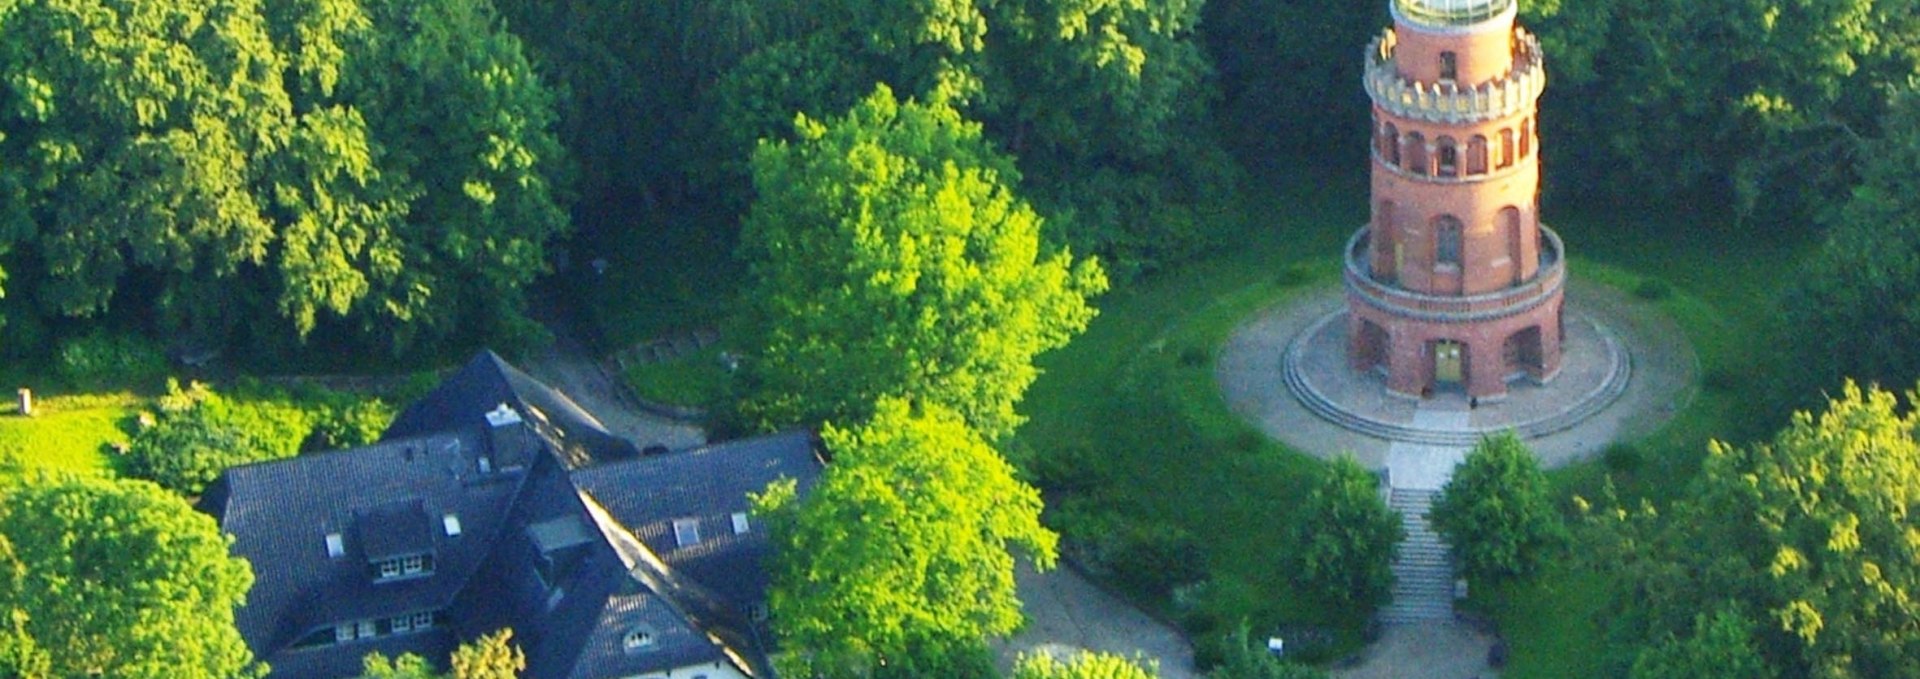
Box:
[125,381,318,496]
[1208,622,1331,679]
[56,333,166,389]
[311,399,394,450]
[1603,442,1644,474]
[1060,510,1207,601]
[1633,277,1673,301]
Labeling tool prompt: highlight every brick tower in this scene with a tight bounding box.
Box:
[1346,0,1563,401]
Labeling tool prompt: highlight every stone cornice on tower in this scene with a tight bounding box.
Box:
[1364,28,1544,124]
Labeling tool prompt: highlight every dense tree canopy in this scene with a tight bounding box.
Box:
[735,86,1105,439]
[1586,382,1920,677]
[0,475,258,678]
[1784,84,1920,399]
[0,0,569,357]
[1282,457,1402,619]
[358,628,525,679]
[757,397,1056,677]
[1430,433,1564,583]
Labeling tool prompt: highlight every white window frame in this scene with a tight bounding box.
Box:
[730,512,750,535]
[672,518,701,547]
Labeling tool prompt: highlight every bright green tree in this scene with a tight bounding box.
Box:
[1429,432,1565,583]
[125,381,318,497]
[756,397,1056,676]
[1283,457,1402,618]
[1584,382,1920,677]
[0,475,258,678]
[1629,608,1775,679]
[736,85,1105,439]
[1013,651,1160,679]
[450,629,526,679]
[359,628,524,679]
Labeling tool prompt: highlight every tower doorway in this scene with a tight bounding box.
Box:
[1433,340,1464,387]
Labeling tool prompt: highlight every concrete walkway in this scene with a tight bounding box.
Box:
[1217,280,1696,679]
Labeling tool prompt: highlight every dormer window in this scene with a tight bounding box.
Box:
[373,553,434,581]
[622,625,658,653]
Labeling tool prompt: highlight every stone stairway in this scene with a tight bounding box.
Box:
[1382,487,1454,623]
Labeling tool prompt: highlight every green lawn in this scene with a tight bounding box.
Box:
[0,392,140,477]
[1018,160,1813,670]
[622,347,733,409]
[1017,162,1369,659]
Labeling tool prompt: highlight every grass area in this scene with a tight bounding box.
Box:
[0,392,141,477]
[1472,206,1814,677]
[1020,155,1816,671]
[622,347,734,408]
[1017,162,1369,661]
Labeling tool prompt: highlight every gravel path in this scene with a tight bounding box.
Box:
[994,561,1202,678]
[518,334,706,451]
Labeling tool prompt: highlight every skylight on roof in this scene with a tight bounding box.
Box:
[731,512,750,535]
[325,533,345,558]
[443,514,462,537]
[672,518,701,547]
[484,402,523,427]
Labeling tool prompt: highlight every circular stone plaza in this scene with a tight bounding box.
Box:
[1214,0,1696,643]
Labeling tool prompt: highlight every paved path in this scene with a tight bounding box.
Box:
[1217,280,1696,679]
[520,334,706,451]
[994,562,1201,678]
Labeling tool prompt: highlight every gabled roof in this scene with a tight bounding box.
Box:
[206,351,822,679]
[572,431,822,612]
[199,430,524,678]
[386,351,640,467]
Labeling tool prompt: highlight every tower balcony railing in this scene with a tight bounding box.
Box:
[1344,224,1564,323]
[1393,0,1514,27]
[1364,28,1544,124]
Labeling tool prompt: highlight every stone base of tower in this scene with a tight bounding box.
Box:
[1343,226,1566,401]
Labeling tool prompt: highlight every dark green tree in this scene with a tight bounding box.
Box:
[1429,432,1565,583]
[1629,608,1775,679]
[1283,457,1402,619]
[0,475,259,677]
[1784,84,1920,400]
[756,397,1055,677]
[1209,623,1330,679]
[735,85,1105,439]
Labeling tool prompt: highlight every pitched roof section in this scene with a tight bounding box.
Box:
[207,350,808,679]
[571,430,823,613]
[386,351,640,467]
[199,430,525,677]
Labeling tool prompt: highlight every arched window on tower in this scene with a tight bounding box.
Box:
[1499,129,1516,168]
[1382,122,1400,165]
[1467,135,1489,174]
[1436,216,1463,268]
[1519,119,1532,159]
[1439,52,1458,81]
[1404,132,1428,175]
[1436,137,1459,177]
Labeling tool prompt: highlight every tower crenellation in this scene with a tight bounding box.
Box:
[1345,0,1565,401]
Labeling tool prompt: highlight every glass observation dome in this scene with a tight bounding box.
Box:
[1394,0,1513,26]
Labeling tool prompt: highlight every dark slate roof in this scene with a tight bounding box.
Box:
[206,351,803,679]
[199,430,525,678]
[571,431,823,613]
[385,351,640,467]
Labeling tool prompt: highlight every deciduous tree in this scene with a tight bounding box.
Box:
[736,85,1105,439]
[1014,651,1160,679]
[757,397,1056,676]
[1283,457,1401,619]
[0,476,258,678]
[1430,432,1564,583]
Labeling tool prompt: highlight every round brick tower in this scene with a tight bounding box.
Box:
[1346,0,1564,401]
